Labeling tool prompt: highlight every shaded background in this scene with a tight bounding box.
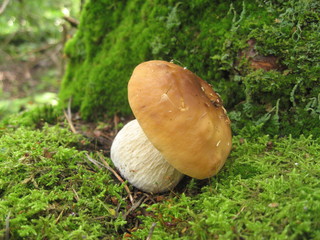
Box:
[0,0,81,117]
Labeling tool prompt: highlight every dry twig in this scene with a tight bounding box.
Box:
[64,98,77,134]
[0,0,10,15]
[146,222,157,240]
[84,153,104,169]
[63,16,79,27]
[64,110,77,134]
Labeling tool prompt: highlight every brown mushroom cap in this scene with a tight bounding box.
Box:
[128,60,232,179]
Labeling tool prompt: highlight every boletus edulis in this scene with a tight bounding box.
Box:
[111,60,232,193]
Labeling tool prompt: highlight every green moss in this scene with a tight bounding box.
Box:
[0,105,60,128]
[131,135,320,239]
[1,109,319,239]
[59,0,319,136]
[0,124,127,239]
[3,2,319,235]
[59,0,252,119]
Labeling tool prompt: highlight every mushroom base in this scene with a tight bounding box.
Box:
[110,119,184,193]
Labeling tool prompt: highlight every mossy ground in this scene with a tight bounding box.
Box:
[1,109,319,239]
[1,0,320,239]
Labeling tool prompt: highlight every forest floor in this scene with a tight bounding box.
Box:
[1,113,319,239]
[1,55,320,239]
[0,33,319,240]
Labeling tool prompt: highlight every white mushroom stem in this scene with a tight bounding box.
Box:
[110,119,184,193]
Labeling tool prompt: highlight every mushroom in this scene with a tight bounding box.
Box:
[111,60,232,193]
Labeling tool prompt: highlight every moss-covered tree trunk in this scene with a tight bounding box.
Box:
[60,0,320,137]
